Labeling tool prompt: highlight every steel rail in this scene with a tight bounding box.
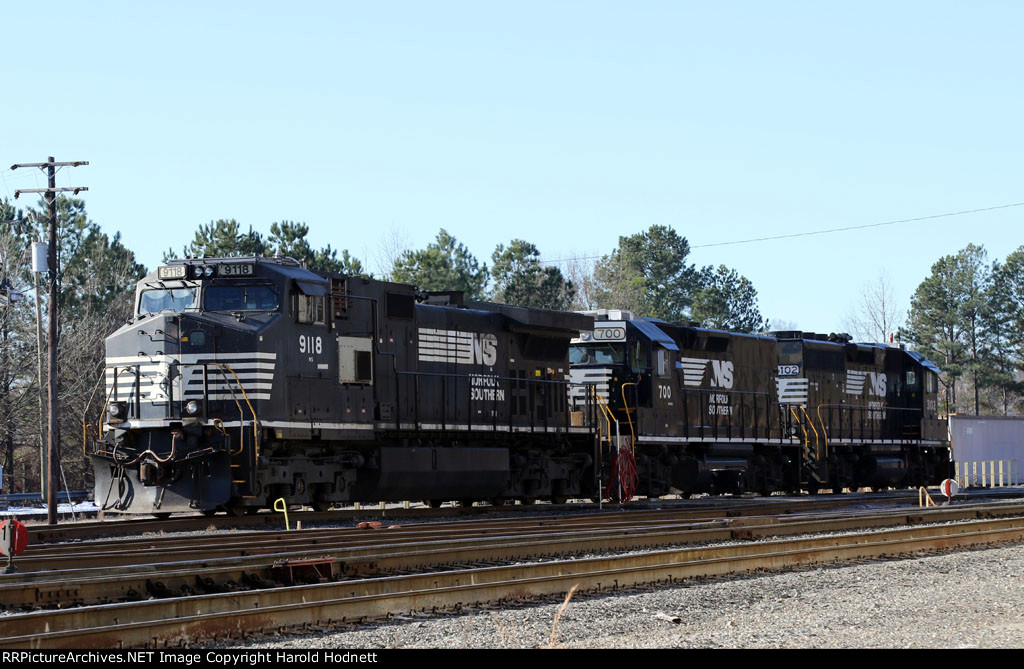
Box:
[10,498,1024,575]
[9,503,911,565]
[27,488,988,543]
[4,502,1024,608]
[2,516,1024,649]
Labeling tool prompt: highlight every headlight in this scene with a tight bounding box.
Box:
[108,402,126,420]
[185,400,200,415]
[203,265,215,277]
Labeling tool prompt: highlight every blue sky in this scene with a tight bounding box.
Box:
[3,1,1023,334]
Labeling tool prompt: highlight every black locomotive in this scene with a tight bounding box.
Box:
[92,256,597,515]
[569,311,951,497]
[89,257,951,515]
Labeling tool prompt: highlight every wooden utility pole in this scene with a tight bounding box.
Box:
[11,157,88,525]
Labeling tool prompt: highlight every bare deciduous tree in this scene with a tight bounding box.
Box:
[844,269,903,344]
[563,254,601,312]
[374,224,412,281]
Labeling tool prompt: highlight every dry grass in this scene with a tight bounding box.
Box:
[547,584,579,648]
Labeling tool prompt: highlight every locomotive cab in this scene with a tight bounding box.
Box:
[92,256,323,515]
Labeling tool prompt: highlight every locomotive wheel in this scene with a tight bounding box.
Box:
[490,497,507,507]
[202,509,219,518]
[458,499,475,508]
[423,499,443,509]
[152,512,171,520]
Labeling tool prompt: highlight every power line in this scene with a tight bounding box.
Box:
[692,201,1024,249]
[538,201,1024,264]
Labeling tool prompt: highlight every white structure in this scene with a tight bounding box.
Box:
[949,415,1024,488]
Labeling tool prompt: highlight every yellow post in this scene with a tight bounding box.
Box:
[273,497,290,531]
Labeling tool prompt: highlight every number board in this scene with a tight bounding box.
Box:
[219,263,254,277]
[593,327,626,341]
[157,265,188,280]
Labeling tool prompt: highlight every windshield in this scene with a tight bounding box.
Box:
[139,288,198,315]
[570,344,624,365]
[204,284,278,312]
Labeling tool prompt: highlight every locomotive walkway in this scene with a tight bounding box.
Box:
[3,496,1024,648]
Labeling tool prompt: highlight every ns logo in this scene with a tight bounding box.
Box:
[677,358,734,389]
[710,360,734,389]
[472,333,498,367]
[845,370,887,397]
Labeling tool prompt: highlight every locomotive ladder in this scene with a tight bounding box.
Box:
[210,363,261,500]
[790,406,826,490]
[594,390,636,502]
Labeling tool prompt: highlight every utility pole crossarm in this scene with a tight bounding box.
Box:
[10,161,89,170]
[14,187,89,199]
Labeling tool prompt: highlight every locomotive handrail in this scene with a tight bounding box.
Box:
[392,367,589,434]
[209,362,260,459]
[815,404,831,456]
[813,403,924,444]
[89,360,260,470]
[789,407,811,460]
[620,380,639,446]
[799,406,822,460]
[83,372,106,455]
[677,388,775,442]
[85,366,139,455]
[594,393,628,455]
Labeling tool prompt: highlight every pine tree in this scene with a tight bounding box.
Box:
[691,265,764,333]
[903,244,992,415]
[391,229,488,300]
[490,240,574,310]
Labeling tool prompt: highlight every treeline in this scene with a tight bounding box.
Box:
[902,244,1024,417]
[3,200,1023,495]
[169,219,765,330]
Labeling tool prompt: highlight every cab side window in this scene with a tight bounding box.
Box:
[298,294,326,324]
[630,341,649,373]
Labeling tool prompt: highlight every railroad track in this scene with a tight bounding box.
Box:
[24,487,1020,543]
[8,497,1018,575]
[3,501,1024,648]
[3,515,1023,648]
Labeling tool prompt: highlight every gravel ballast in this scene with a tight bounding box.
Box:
[210,541,1024,649]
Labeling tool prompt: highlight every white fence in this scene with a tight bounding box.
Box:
[954,460,1021,488]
